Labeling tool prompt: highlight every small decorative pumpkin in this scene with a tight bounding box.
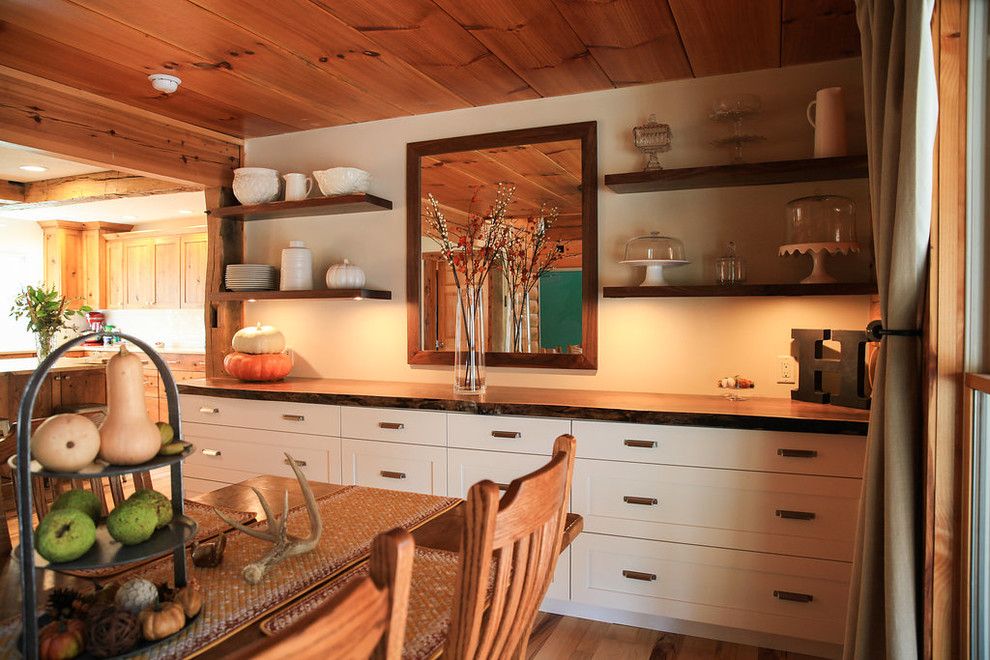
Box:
[173,579,203,617]
[223,351,293,382]
[138,601,186,641]
[325,258,366,289]
[231,322,286,354]
[99,346,161,466]
[31,414,102,472]
[114,577,159,615]
[39,619,86,660]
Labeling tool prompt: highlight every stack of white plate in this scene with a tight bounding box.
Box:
[225,264,277,291]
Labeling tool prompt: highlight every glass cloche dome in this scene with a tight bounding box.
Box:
[621,232,688,286]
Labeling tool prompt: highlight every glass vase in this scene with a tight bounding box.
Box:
[35,329,56,363]
[454,287,486,394]
[509,290,531,353]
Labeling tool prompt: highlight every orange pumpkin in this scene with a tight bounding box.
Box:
[223,351,292,382]
[39,619,86,660]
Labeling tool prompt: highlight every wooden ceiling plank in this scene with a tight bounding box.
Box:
[551,0,693,85]
[20,171,200,205]
[68,0,407,123]
[189,0,474,116]
[0,181,27,204]
[0,22,302,138]
[432,0,614,97]
[781,0,860,66]
[667,0,781,77]
[313,0,541,106]
[0,69,239,187]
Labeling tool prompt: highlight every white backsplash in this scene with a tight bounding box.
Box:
[101,309,205,349]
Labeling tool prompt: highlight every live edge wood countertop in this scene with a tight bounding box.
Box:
[178,377,870,436]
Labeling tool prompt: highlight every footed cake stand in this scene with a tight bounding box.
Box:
[779,241,860,284]
[621,258,689,286]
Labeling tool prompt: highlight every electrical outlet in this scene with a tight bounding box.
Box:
[777,355,797,384]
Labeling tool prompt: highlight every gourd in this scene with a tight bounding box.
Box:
[115,577,159,614]
[173,580,202,617]
[31,414,101,472]
[39,619,86,660]
[231,322,286,354]
[137,601,186,641]
[223,351,293,382]
[98,345,161,466]
[325,258,366,289]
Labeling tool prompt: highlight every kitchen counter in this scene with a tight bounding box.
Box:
[0,357,109,376]
[178,377,870,435]
[81,343,206,355]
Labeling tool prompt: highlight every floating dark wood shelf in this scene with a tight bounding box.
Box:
[210,288,391,302]
[209,193,392,221]
[603,282,878,298]
[604,155,869,193]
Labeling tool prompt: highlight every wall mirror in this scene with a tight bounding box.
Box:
[407,121,597,369]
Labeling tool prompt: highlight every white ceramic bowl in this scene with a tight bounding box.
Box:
[313,167,371,196]
[232,167,280,205]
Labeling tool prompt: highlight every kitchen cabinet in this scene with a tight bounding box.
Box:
[1,365,106,422]
[139,352,205,423]
[39,220,130,309]
[602,155,875,299]
[106,231,207,309]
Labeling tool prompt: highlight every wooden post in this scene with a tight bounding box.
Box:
[204,187,243,379]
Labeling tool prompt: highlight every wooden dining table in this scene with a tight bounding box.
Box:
[1,475,582,659]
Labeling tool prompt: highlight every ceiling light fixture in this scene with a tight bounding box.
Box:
[148,73,181,94]
[19,165,47,172]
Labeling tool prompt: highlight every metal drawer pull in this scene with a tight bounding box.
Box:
[380,471,406,480]
[202,449,222,457]
[774,590,814,603]
[775,509,816,521]
[282,414,305,422]
[378,422,404,430]
[167,360,180,364]
[623,496,658,506]
[777,448,818,458]
[622,570,657,582]
[200,407,219,414]
[284,458,307,467]
[624,439,657,449]
[491,430,521,439]
[495,482,511,491]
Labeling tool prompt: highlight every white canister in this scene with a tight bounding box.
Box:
[232,167,280,205]
[806,87,847,158]
[280,241,313,291]
[283,173,312,201]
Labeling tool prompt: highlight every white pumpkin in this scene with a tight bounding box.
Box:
[231,323,286,354]
[30,414,102,472]
[325,259,366,289]
[115,578,160,614]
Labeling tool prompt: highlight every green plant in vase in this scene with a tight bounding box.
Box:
[10,284,91,361]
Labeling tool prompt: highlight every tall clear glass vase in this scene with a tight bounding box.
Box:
[454,287,486,394]
[35,329,56,363]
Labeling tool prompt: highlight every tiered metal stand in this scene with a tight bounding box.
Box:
[14,332,196,660]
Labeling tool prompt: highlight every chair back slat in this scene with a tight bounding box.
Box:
[446,433,576,660]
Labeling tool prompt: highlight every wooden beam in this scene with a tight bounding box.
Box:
[0,67,241,188]
[927,1,968,659]
[0,180,26,203]
[6,171,200,209]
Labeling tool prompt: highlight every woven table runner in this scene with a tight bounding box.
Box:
[263,546,461,660]
[60,500,257,579]
[0,485,458,659]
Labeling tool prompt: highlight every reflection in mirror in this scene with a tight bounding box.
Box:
[407,122,597,370]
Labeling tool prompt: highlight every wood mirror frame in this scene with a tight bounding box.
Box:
[406,121,598,370]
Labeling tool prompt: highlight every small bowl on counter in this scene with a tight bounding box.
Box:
[313,167,371,196]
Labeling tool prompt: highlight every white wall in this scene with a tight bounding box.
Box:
[0,219,45,351]
[244,58,872,397]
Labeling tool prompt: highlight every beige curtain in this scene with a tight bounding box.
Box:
[844,1,938,658]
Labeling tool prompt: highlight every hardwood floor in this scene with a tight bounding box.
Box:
[526,613,827,660]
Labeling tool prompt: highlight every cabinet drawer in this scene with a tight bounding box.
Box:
[447,413,570,454]
[573,458,860,561]
[571,533,850,644]
[142,372,159,397]
[161,353,206,371]
[180,394,340,436]
[159,370,205,397]
[183,422,337,483]
[447,448,553,499]
[341,406,445,446]
[572,420,865,478]
[341,438,446,495]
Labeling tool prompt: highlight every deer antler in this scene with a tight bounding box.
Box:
[213,453,323,584]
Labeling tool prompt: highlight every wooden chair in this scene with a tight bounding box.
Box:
[445,433,576,660]
[230,527,415,660]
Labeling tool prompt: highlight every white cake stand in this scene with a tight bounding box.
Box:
[779,242,860,284]
[621,259,689,286]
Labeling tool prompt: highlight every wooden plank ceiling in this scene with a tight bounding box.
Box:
[0,0,859,140]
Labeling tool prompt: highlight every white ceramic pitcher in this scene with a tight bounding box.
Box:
[806,87,847,158]
[283,173,312,201]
